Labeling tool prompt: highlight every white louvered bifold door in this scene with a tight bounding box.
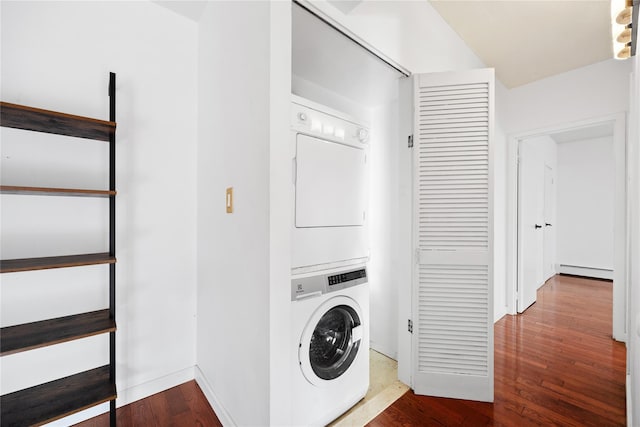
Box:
[412,69,494,402]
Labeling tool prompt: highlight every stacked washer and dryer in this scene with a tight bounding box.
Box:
[290,95,371,426]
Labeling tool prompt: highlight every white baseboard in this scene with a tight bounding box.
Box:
[369,340,397,361]
[557,264,613,280]
[43,366,195,426]
[195,365,235,426]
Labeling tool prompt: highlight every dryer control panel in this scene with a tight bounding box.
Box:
[291,96,369,148]
[291,266,368,301]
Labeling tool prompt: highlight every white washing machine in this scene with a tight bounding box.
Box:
[291,264,370,426]
[291,96,370,274]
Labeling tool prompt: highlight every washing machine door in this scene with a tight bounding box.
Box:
[299,295,363,386]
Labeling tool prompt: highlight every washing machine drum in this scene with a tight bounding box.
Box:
[299,296,364,386]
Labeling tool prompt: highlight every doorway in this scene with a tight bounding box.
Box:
[507,114,628,340]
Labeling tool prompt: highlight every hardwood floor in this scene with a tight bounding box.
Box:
[74,380,222,427]
[367,275,627,427]
[75,275,626,426]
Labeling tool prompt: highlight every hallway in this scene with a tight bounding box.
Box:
[368,275,627,426]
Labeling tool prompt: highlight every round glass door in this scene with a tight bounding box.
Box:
[308,305,361,381]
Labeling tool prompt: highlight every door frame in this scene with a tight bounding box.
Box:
[506,113,628,341]
[543,163,555,282]
[516,138,546,313]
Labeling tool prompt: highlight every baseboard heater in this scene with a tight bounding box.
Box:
[558,264,613,281]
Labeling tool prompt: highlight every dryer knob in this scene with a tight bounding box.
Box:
[298,112,307,122]
[358,128,369,142]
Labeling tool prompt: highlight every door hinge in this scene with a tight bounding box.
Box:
[408,319,413,334]
[408,134,414,148]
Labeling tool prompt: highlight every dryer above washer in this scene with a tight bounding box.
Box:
[291,96,371,273]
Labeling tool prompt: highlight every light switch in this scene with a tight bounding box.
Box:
[226,187,233,213]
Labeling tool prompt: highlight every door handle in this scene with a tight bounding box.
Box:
[535,224,542,229]
[545,223,552,227]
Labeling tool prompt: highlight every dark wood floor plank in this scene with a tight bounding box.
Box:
[368,275,626,427]
[164,382,190,418]
[73,380,222,427]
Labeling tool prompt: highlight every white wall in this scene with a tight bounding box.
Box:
[493,85,509,323]
[627,52,640,427]
[506,60,631,134]
[368,101,399,358]
[197,2,293,426]
[556,137,614,273]
[268,3,294,425]
[0,1,198,424]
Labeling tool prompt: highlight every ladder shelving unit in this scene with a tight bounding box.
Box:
[0,73,118,426]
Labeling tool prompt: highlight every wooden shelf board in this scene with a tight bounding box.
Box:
[1,309,116,356]
[0,365,116,427]
[1,253,116,273]
[1,185,116,198]
[1,101,116,142]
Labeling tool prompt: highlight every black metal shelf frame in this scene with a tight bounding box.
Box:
[108,71,117,427]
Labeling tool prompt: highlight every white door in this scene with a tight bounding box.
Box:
[412,69,494,402]
[543,165,555,281]
[518,139,544,312]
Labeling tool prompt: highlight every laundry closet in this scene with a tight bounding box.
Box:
[291,3,494,422]
[289,0,495,423]
[291,0,403,359]
[289,3,405,424]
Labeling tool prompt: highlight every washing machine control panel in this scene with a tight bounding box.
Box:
[327,269,366,286]
[291,266,367,301]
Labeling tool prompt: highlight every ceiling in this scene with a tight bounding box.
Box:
[153,0,617,89]
[429,1,614,88]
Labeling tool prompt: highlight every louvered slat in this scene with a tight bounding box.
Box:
[418,79,488,251]
[418,263,489,375]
